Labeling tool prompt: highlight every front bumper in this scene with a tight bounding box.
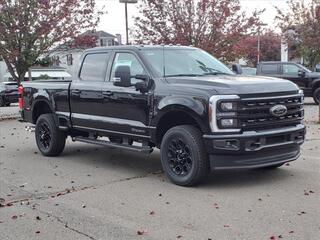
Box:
[203,124,305,170]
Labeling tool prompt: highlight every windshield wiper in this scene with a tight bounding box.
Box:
[165,74,204,77]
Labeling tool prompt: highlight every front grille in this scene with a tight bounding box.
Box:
[238,94,304,131]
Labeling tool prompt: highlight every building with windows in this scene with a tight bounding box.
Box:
[48,31,122,77]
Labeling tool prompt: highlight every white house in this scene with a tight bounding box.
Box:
[0,31,121,82]
[48,31,122,77]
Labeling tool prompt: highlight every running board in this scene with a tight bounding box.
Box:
[73,136,153,154]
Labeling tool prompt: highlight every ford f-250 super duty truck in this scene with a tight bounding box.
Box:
[19,46,306,186]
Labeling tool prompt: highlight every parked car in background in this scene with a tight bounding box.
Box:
[315,64,320,73]
[0,82,19,107]
[257,62,320,104]
[241,67,257,76]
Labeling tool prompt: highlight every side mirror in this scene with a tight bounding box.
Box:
[113,65,132,87]
[298,69,306,77]
[232,64,243,75]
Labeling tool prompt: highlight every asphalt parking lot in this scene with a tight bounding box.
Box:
[0,100,319,240]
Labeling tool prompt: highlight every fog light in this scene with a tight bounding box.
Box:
[220,119,237,128]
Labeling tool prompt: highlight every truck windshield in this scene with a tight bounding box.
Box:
[141,48,233,78]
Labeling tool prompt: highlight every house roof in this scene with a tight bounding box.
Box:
[80,30,116,39]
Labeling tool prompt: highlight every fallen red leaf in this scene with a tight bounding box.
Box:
[149,211,155,215]
[35,231,40,234]
[11,215,17,220]
[289,231,294,234]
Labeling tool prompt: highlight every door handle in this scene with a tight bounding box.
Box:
[72,90,81,94]
[102,91,113,96]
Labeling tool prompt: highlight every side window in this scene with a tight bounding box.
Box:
[282,64,300,76]
[261,64,278,74]
[110,53,146,84]
[80,53,109,81]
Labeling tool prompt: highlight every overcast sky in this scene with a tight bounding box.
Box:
[96,0,291,41]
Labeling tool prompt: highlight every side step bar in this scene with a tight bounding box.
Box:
[73,136,153,154]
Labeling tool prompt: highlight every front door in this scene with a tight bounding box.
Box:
[281,63,307,89]
[100,51,152,139]
[70,52,110,130]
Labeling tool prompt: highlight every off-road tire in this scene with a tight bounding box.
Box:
[160,125,209,186]
[35,114,66,156]
[313,87,320,105]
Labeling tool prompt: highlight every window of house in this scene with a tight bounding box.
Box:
[110,53,146,84]
[80,53,109,81]
[261,64,278,74]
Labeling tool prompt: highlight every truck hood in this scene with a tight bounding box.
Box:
[166,75,299,95]
[307,71,320,79]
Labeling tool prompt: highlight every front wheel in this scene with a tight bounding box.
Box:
[160,125,209,186]
[35,114,66,156]
[313,87,320,105]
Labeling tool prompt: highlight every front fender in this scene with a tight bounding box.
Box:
[153,96,209,133]
[157,96,206,117]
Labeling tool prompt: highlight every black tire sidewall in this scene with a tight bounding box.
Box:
[313,87,320,105]
[35,114,65,156]
[160,126,208,186]
[0,97,4,107]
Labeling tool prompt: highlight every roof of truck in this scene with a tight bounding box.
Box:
[83,45,197,53]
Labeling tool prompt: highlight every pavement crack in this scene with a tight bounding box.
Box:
[34,207,97,240]
[109,169,163,184]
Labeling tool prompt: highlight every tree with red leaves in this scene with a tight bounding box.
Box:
[234,30,281,66]
[276,0,320,68]
[0,0,101,84]
[133,0,263,61]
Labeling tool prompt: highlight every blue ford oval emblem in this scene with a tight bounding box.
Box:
[270,105,287,117]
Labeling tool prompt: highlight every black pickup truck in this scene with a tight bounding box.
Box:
[257,61,320,104]
[19,46,305,186]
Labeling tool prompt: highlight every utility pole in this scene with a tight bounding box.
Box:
[257,29,260,64]
[119,0,138,45]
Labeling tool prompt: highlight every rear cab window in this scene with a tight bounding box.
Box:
[260,64,279,75]
[80,53,110,81]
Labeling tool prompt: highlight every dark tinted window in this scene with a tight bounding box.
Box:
[282,64,300,75]
[261,64,278,74]
[80,53,109,81]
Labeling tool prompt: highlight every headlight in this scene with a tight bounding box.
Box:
[209,95,240,133]
[220,102,237,111]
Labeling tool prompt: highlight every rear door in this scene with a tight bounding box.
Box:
[70,52,111,130]
[259,63,281,78]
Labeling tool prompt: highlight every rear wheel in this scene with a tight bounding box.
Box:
[0,97,5,107]
[35,114,66,156]
[160,125,209,186]
[5,102,10,107]
[313,87,320,105]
